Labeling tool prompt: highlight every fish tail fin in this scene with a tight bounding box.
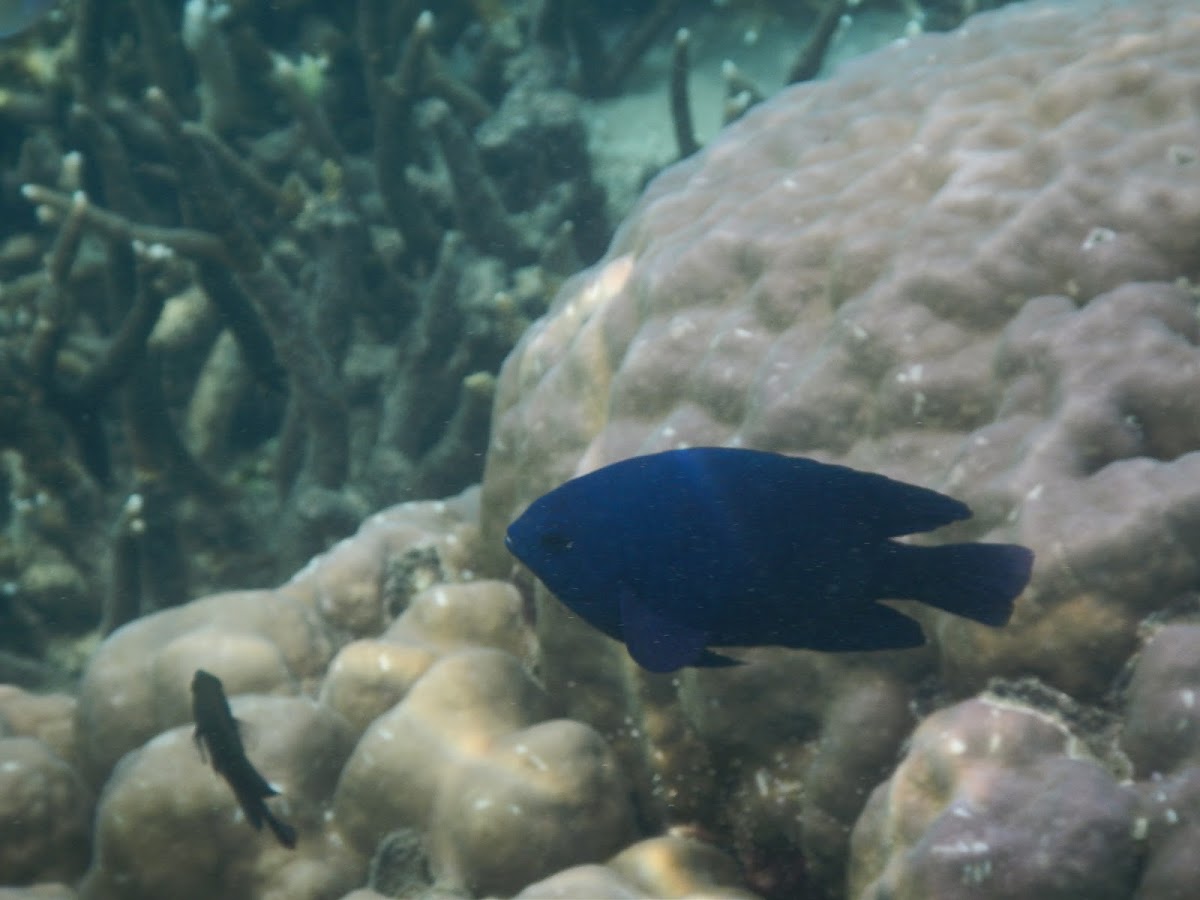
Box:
[876,541,1033,627]
[264,807,298,849]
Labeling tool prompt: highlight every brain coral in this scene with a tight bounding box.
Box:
[480,0,1200,892]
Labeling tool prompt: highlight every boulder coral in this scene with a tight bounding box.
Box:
[75,491,480,785]
[332,649,637,897]
[484,0,1200,697]
[80,696,360,900]
[513,834,758,899]
[0,688,90,886]
[1120,624,1200,898]
[848,695,1141,899]
[58,493,659,899]
[0,738,90,886]
[851,623,1200,899]
[481,0,1200,891]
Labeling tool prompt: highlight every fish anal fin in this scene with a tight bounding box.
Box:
[799,602,927,652]
[618,585,709,673]
[696,649,744,668]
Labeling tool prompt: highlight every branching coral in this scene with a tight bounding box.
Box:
[0,0,612,679]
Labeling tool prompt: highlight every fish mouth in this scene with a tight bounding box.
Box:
[504,532,523,563]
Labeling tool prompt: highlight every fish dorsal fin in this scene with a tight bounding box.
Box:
[618,585,709,673]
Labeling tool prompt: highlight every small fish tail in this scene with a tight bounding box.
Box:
[877,541,1033,627]
[264,807,298,849]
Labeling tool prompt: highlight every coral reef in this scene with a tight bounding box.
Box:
[849,693,1140,899]
[63,494,713,899]
[0,0,612,681]
[0,0,948,689]
[0,688,90,886]
[4,0,1200,899]
[82,695,360,900]
[851,622,1200,899]
[0,0,1007,687]
[479,0,1200,894]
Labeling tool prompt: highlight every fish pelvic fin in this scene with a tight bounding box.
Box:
[618,585,711,673]
[876,541,1034,627]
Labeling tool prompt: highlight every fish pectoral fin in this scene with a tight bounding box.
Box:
[618,586,710,673]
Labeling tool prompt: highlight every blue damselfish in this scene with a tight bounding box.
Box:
[505,447,1034,673]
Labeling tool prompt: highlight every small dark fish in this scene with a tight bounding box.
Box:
[505,448,1034,673]
[191,669,297,849]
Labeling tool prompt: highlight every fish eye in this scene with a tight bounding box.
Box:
[539,530,573,552]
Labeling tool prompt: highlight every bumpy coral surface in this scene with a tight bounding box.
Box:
[0,689,90,886]
[1119,624,1200,898]
[513,834,758,899]
[852,622,1200,899]
[485,0,1200,694]
[479,0,1200,894]
[60,493,700,899]
[75,492,479,786]
[82,696,360,900]
[849,695,1140,899]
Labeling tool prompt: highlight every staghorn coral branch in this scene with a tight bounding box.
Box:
[373,9,441,260]
[145,87,348,491]
[269,52,345,164]
[182,121,300,221]
[0,88,55,126]
[129,0,193,114]
[21,194,186,485]
[787,0,849,84]
[144,87,261,272]
[669,28,699,159]
[68,104,152,223]
[410,370,496,498]
[423,100,531,265]
[603,0,687,95]
[237,260,349,489]
[21,184,231,266]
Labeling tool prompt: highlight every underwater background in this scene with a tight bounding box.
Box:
[1,0,1198,897]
